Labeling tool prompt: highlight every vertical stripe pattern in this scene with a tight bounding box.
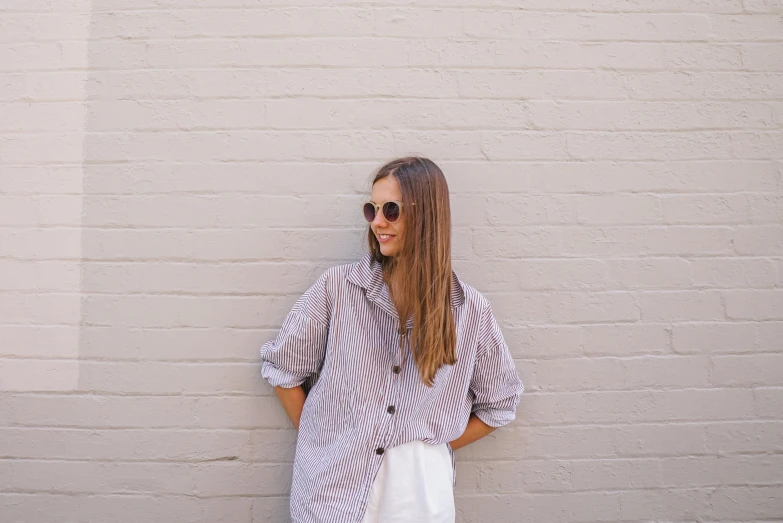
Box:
[260,253,524,523]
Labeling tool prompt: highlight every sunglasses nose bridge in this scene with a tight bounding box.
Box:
[371,206,388,226]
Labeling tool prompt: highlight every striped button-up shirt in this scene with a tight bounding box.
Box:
[260,253,524,523]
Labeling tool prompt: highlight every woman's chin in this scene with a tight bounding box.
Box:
[380,244,399,257]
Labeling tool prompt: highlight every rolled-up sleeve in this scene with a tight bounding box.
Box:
[260,272,330,389]
[469,302,524,428]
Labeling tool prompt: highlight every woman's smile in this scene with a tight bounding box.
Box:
[377,233,396,243]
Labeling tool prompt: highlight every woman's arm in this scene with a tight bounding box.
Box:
[274,385,307,430]
[448,413,496,451]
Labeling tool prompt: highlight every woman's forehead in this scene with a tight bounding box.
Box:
[370,176,401,201]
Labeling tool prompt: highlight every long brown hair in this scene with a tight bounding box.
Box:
[367,157,457,386]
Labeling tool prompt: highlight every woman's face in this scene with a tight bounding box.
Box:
[370,175,405,257]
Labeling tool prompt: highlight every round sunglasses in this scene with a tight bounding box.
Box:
[362,200,405,223]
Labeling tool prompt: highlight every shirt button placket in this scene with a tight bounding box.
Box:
[380,329,404,455]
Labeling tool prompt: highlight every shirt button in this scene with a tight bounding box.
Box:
[393,365,401,374]
[376,447,384,455]
[387,405,396,415]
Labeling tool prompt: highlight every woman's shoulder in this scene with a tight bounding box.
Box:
[454,278,493,315]
[313,255,372,290]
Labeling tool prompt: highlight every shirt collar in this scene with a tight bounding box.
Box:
[347,253,465,325]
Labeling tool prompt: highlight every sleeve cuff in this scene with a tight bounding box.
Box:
[260,361,308,389]
[473,407,517,428]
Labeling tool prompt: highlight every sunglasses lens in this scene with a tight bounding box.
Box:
[362,203,376,222]
[383,202,400,222]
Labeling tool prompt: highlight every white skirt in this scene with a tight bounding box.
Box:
[361,440,455,523]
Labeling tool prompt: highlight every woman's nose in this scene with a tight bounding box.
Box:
[372,211,387,228]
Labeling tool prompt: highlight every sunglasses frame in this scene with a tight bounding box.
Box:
[362,200,408,223]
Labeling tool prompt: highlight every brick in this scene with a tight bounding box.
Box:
[457,70,629,100]
[733,225,783,255]
[547,291,640,324]
[705,420,783,453]
[465,12,710,41]
[79,325,271,361]
[471,459,570,493]
[730,131,783,159]
[525,389,755,425]
[80,294,295,329]
[754,388,783,419]
[471,227,563,258]
[84,131,306,162]
[620,488,712,520]
[628,71,783,100]
[623,355,710,389]
[0,358,78,391]
[265,99,531,130]
[530,100,776,130]
[531,357,625,392]
[457,258,607,292]
[373,8,463,37]
[526,160,780,193]
[660,194,749,224]
[0,325,79,359]
[1,395,286,429]
[616,423,707,456]
[724,290,783,320]
[567,131,734,161]
[83,161,365,195]
[77,361,265,395]
[486,195,578,226]
[562,226,736,257]
[604,258,693,289]
[81,228,365,262]
[0,228,82,260]
[458,491,621,523]
[0,493,252,523]
[581,323,672,356]
[747,194,783,224]
[640,290,725,321]
[718,454,783,485]
[252,496,290,523]
[709,14,783,40]
[742,0,783,12]
[81,261,325,295]
[570,458,662,490]
[7,460,198,495]
[740,43,783,71]
[514,0,743,12]
[390,131,484,160]
[577,194,663,225]
[0,102,86,132]
[709,486,783,519]
[0,294,81,325]
[673,322,760,354]
[82,194,364,228]
[690,257,777,288]
[0,427,252,461]
[0,166,83,194]
[711,354,783,387]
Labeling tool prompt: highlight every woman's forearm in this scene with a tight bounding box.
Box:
[448,413,496,451]
[274,385,307,430]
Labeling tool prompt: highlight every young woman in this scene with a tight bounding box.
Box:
[260,157,524,523]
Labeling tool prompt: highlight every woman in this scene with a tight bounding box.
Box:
[260,157,524,523]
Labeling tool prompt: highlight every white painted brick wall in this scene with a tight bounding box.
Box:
[1,0,782,521]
